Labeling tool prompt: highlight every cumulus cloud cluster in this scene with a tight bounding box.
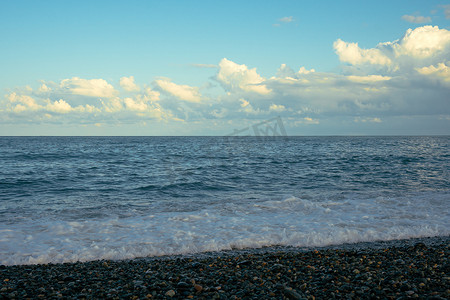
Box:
[60,77,118,98]
[155,78,202,103]
[334,26,450,72]
[2,77,166,124]
[120,76,140,92]
[216,58,271,95]
[1,25,449,133]
[263,26,450,121]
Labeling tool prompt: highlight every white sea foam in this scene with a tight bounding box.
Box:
[1,191,448,265]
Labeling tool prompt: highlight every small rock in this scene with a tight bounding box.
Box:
[271,263,285,271]
[191,262,203,268]
[165,289,176,297]
[283,286,306,300]
[177,281,190,289]
[194,284,203,292]
[134,280,144,286]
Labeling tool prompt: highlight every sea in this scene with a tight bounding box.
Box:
[0,136,449,265]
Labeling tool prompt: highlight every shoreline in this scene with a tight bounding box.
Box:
[1,236,449,299]
[146,235,450,262]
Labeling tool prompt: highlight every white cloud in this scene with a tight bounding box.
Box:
[3,76,169,120]
[38,84,51,93]
[101,97,123,113]
[416,62,450,81]
[46,99,73,113]
[120,76,140,92]
[354,117,382,123]
[216,58,271,95]
[275,64,296,78]
[303,117,320,124]
[240,99,250,107]
[334,26,450,74]
[155,78,202,103]
[333,39,392,65]
[266,37,448,118]
[269,103,286,112]
[239,99,262,115]
[441,5,450,19]
[145,87,161,101]
[1,77,172,126]
[279,16,294,23]
[60,77,118,98]
[298,67,315,74]
[12,104,27,113]
[390,26,450,58]
[401,15,431,24]
[347,75,391,83]
[7,93,41,111]
[80,104,99,113]
[211,108,228,118]
[191,63,217,69]
[290,117,320,126]
[275,64,315,79]
[122,97,165,119]
[124,97,148,112]
[5,91,103,115]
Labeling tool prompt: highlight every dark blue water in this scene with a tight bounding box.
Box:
[0,136,449,265]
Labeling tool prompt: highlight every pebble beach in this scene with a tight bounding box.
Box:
[1,236,449,299]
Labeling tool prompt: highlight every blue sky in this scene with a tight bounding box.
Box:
[1,0,449,135]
